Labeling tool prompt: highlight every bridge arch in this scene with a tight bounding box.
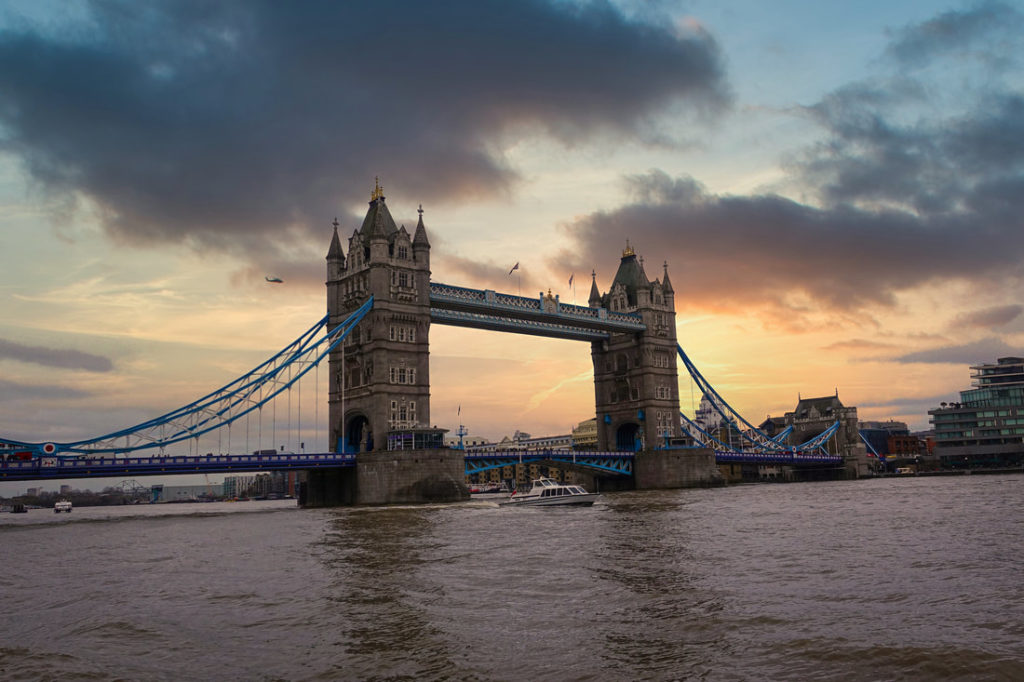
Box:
[615,422,640,451]
[343,413,373,453]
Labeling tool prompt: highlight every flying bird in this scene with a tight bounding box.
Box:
[265,276,283,284]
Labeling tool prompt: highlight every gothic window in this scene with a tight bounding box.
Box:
[409,327,416,343]
[398,327,406,342]
[408,368,416,384]
[398,271,409,287]
[409,401,417,424]
[630,386,640,401]
[397,245,408,259]
[390,367,396,383]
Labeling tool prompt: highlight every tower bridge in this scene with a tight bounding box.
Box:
[2,181,855,503]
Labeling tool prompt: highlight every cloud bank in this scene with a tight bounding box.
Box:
[0,0,729,263]
[0,338,113,371]
[556,3,1024,317]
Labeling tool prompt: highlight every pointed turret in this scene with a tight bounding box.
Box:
[413,204,430,248]
[661,261,674,293]
[326,217,345,279]
[588,270,601,307]
[327,218,344,260]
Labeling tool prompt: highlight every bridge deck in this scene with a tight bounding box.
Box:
[0,452,356,481]
[430,282,645,340]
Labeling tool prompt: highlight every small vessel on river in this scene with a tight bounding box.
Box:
[500,477,599,507]
[54,499,72,513]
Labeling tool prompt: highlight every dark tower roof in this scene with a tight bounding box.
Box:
[360,178,398,239]
[661,261,674,293]
[588,270,601,306]
[327,218,344,260]
[413,204,430,247]
[609,241,649,306]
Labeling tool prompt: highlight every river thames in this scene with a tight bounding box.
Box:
[2,474,1022,681]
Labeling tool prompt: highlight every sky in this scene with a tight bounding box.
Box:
[2,0,1023,493]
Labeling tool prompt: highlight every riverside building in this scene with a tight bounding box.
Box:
[928,356,1024,470]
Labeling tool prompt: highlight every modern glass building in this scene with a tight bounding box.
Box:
[928,357,1024,469]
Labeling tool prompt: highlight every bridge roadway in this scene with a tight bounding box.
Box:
[1,448,841,482]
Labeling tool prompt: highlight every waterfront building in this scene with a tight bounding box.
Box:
[465,430,572,453]
[928,356,1024,469]
[571,418,598,450]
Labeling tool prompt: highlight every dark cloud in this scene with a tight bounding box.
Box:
[950,304,1023,329]
[894,338,1023,365]
[0,378,92,402]
[884,1,1023,68]
[0,338,113,372]
[859,394,955,409]
[554,169,1023,311]
[822,339,901,353]
[0,0,729,261]
[555,6,1024,316]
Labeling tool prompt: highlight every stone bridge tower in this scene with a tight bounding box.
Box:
[590,243,682,451]
[326,181,434,453]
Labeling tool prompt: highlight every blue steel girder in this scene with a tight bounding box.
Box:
[714,450,843,465]
[464,450,634,476]
[0,452,356,482]
[430,282,645,340]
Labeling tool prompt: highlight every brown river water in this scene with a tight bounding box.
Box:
[1,474,1022,681]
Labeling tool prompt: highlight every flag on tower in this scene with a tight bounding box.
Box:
[458,404,461,416]
[508,262,519,275]
[568,273,574,287]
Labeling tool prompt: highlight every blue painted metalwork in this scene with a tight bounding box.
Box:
[430,309,609,341]
[676,345,788,451]
[0,298,374,457]
[429,282,645,339]
[714,450,843,465]
[794,420,841,451]
[859,430,885,459]
[0,451,356,481]
[464,450,634,476]
[770,425,794,443]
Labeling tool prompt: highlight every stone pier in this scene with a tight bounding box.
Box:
[633,447,724,489]
[301,448,469,507]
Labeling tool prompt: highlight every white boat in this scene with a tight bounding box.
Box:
[53,499,72,513]
[500,477,599,507]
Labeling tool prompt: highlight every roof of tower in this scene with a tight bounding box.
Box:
[327,219,344,260]
[360,179,398,239]
[588,270,601,305]
[413,204,430,247]
[791,395,846,417]
[661,261,674,293]
[608,241,650,306]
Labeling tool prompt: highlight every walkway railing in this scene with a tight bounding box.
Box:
[0,451,356,481]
